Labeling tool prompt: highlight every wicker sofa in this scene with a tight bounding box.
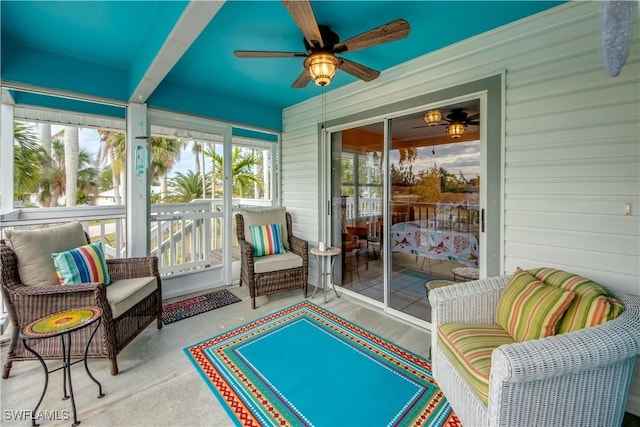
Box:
[236,208,308,309]
[430,272,640,427]
[1,221,162,377]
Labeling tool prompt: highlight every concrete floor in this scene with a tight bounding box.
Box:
[0,284,431,427]
[3,284,639,427]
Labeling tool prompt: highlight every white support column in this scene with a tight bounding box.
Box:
[0,104,15,215]
[222,127,233,285]
[126,103,150,257]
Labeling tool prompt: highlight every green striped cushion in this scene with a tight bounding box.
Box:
[249,223,285,257]
[528,267,624,333]
[496,268,575,342]
[438,323,515,404]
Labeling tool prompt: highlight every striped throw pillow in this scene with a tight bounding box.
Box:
[528,267,624,333]
[496,268,575,342]
[52,241,111,285]
[249,223,285,257]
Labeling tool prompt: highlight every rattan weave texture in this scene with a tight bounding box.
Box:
[235,211,308,309]
[430,274,640,426]
[1,236,162,377]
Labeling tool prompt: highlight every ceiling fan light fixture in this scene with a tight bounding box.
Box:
[424,110,442,126]
[447,122,466,138]
[305,52,340,86]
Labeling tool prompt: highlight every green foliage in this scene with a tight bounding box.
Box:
[202,146,262,198]
[13,122,43,201]
[166,171,211,202]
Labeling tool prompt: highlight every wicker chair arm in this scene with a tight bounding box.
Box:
[10,282,111,325]
[238,239,255,280]
[289,235,309,259]
[491,291,640,384]
[429,274,511,325]
[12,282,101,297]
[106,257,159,280]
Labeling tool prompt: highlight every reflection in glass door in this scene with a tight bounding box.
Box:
[388,101,481,322]
[330,123,385,302]
[329,99,481,324]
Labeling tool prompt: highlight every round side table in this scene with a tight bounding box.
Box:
[425,279,456,296]
[452,267,480,282]
[20,306,105,427]
[310,247,341,303]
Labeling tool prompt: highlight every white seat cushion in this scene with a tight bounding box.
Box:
[106,276,158,318]
[253,251,302,274]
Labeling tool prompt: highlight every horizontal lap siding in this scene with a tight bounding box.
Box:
[283,3,639,413]
[503,4,640,296]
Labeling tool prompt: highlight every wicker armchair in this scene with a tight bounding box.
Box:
[236,209,308,309]
[1,227,162,377]
[430,274,640,427]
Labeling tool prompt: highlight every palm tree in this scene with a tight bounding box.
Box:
[203,146,262,198]
[97,130,125,205]
[38,123,52,156]
[150,136,182,199]
[13,121,43,203]
[38,136,65,207]
[398,147,418,164]
[38,138,98,207]
[64,126,79,206]
[166,171,211,202]
[189,141,207,198]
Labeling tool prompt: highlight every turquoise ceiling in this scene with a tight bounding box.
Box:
[1,0,564,131]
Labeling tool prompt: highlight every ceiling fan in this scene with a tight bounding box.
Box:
[413,108,480,138]
[234,0,410,88]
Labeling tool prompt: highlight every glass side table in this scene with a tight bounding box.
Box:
[20,306,105,427]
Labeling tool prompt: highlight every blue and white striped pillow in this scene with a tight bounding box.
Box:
[51,241,111,285]
[249,224,285,257]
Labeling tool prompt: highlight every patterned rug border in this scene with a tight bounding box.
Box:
[184,300,459,426]
[162,289,241,325]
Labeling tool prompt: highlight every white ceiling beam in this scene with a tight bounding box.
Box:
[1,88,15,105]
[129,1,225,103]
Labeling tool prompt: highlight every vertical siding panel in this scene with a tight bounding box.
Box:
[282,3,639,413]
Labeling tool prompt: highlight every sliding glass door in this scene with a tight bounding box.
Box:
[329,98,482,324]
[330,122,384,300]
[388,100,481,322]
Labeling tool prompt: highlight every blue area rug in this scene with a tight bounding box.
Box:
[184,301,459,426]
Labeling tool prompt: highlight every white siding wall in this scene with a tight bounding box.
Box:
[282,1,640,414]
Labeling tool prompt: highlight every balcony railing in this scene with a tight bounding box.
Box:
[0,199,274,333]
[341,197,479,236]
[0,199,273,275]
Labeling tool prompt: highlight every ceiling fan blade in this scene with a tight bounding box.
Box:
[334,19,410,54]
[282,0,323,48]
[234,50,307,58]
[339,57,380,82]
[467,113,480,121]
[291,69,311,88]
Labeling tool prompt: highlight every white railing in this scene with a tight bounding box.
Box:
[0,200,277,327]
[342,197,480,235]
[0,198,274,276]
[150,200,222,275]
